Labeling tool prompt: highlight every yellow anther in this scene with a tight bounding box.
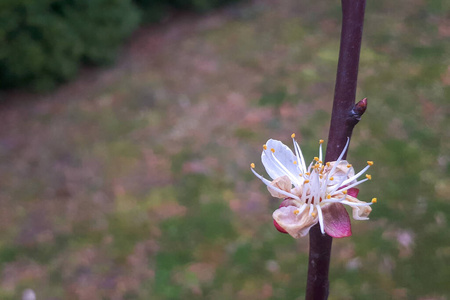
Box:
[291,133,296,138]
[372,198,377,203]
[319,139,324,144]
[326,162,331,167]
[330,177,334,181]
[299,173,303,177]
[342,190,348,194]
[311,212,317,217]
[293,161,297,165]
[293,210,300,215]
[263,144,267,150]
[271,148,275,153]
[314,157,319,161]
[250,163,255,169]
[366,174,372,180]
[327,194,331,199]
[319,175,323,179]
[319,161,323,164]
[305,172,310,176]
[347,164,352,168]
[367,161,374,166]
[304,180,310,183]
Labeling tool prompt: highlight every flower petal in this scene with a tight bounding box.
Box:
[272,206,317,238]
[268,176,292,198]
[345,195,372,220]
[273,219,288,233]
[262,139,301,185]
[347,188,359,198]
[322,203,352,238]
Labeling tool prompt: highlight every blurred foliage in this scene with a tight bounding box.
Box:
[134,0,240,23]
[0,0,140,91]
[0,0,239,91]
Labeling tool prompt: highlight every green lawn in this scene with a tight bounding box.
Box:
[0,0,449,299]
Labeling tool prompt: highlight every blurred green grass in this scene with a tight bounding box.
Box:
[0,0,449,299]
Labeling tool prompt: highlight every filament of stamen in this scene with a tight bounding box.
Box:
[327,138,350,181]
[342,164,371,186]
[293,139,307,171]
[297,203,307,215]
[316,205,324,234]
[327,166,352,195]
[333,178,368,194]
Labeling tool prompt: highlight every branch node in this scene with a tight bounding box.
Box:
[350,97,367,121]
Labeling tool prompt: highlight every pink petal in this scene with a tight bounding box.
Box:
[273,198,295,234]
[348,188,359,197]
[279,198,296,208]
[322,203,352,238]
[273,206,318,238]
[273,219,288,233]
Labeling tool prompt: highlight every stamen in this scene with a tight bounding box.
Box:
[326,194,331,199]
[367,161,374,166]
[293,161,297,165]
[305,172,310,176]
[250,163,255,168]
[326,162,331,167]
[347,164,352,168]
[319,141,323,161]
[309,204,314,215]
[366,174,372,180]
[314,157,319,161]
[334,178,368,194]
[327,165,352,195]
[342,190,347,194]
[372,198,377,203]
[263,144,267,150]
[271,148,275,153]
[304,180,310,183]
[294,209,300,214]
[330,177,334,181]
[341,163,372,186]
[297,204,307,215]
[327,138,350,179]
[311,212,317,217]
[316,205,325,234]
[293,140,307,171]
[291,133,296,138]
[340,200,373,206]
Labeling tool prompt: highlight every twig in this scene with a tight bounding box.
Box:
[305,1,367,299]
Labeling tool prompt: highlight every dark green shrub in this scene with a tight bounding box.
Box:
[0,0,139,91]
[134,0,241,23]
[0,0,241,91]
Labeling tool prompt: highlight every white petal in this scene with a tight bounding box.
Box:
[262,139,301,185]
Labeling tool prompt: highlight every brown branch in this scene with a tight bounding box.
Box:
[305,0,367,299]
